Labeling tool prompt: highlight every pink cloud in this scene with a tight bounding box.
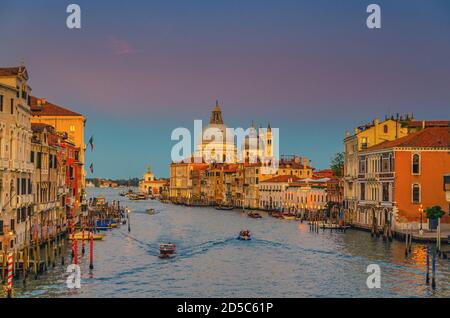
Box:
[107,35,137,55]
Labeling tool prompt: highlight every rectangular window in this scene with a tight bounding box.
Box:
[412,184,420,204]
[0,220,3,235]
[30,151,35,163]
[37,152,42,169]
[17,178,20,195]
[360,183,366,200]
[10,98,14,114]
[0,95,3,112]
[22,178,26,195]
[361,137,368,149]
[10,219,15,231]
[382,183,389,202]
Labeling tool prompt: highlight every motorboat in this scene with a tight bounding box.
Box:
[248,211,262,219]
[215,205,234,211]
[69,232,104,240]
[129,193,148,201]
[159,243,176,258]
[146,208,156,215]
[282,213,296,220]
[270,212,284,219]
[238,230,251,240]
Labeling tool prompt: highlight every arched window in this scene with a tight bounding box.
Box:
[383,125,388,134]
[412,154,420,174]
[412,184,420,204]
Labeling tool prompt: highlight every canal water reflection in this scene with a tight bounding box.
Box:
[14,188,449,298]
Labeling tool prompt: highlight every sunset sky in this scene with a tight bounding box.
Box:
[1,0,449,178]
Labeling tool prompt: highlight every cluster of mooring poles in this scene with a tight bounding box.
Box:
[0,197,129,297]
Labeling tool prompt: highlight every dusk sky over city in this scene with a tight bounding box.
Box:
[1,0,449,179]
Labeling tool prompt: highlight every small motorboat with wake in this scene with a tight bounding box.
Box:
[146,208,156,215]
[159,243,176,258]
[238,230,251,240]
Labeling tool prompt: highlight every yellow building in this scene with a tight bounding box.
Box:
[139,165,168,196]
[0,65,34,252]
[343,118,410,219]
[30,96,86,187]
[30,123,64,242]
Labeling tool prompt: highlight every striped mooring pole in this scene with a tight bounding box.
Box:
[7,252,13,298]
[82,216,85,256]
[89,232,94,270]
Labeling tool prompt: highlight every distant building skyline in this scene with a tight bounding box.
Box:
[1,0,449,178]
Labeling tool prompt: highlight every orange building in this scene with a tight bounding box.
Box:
[357,127,450,231]
[30,96,86,187]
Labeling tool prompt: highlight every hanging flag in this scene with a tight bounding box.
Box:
[89,163,94,174]
[88,135,94,151]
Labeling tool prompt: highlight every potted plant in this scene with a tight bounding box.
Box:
[425,206,445,230]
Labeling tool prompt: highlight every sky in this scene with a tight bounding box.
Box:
[1,0,449,178]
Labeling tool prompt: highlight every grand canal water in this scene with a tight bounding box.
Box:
[13,188,450,298]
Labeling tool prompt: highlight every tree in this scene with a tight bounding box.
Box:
[330,152,344,177]
[425,206,445,219]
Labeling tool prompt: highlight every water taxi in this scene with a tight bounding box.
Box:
[159,243,176,258]
[129,193,148,201]
[146,208,156,215]
[248,211,262,219]
[282,213,296,220]
[270,212,284,219]
[215,205,234,211]
[238,230,251,240]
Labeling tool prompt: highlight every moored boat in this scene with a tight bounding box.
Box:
[69,232,104,240]
[248,211,262,219]
[270,212,283,219]
[282,213,296,220]
[215,205,234,211]
[159,243,176,258]
[129,193,148,201]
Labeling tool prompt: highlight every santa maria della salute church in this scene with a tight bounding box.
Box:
[192,100,275,165]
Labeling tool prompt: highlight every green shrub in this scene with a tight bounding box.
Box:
[425,206,445,219]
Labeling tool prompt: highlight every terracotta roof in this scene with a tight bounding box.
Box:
[223,164,239,172]
[0,67,21,76]
[30,95,83,117]
[313,169,334,179]
[261,175,303,183]
[365,127,450,151]
[406,120,450,128]
[191,164,209,171]
[31,123,54,132]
